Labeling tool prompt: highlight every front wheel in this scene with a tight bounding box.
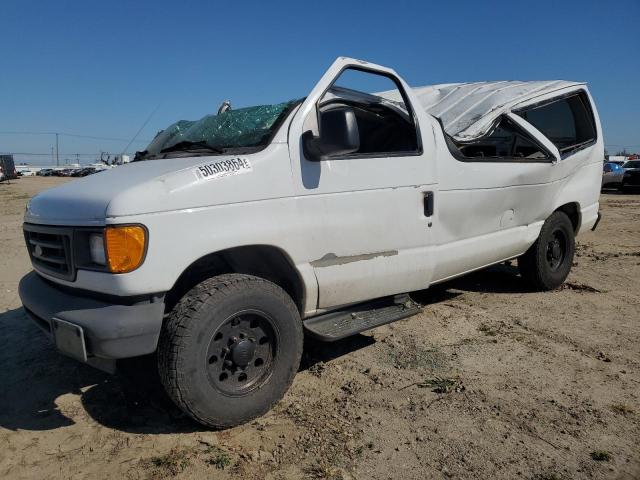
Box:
[158,274,303,428]
[518,211,575,291]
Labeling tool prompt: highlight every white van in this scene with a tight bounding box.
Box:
[19,57,603,427]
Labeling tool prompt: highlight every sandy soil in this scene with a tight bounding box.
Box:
[0,177,638,480]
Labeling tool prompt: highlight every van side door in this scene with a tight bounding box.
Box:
[287,58,438,309]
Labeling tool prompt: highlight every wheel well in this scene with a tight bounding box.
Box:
[555,202,581,233]
[165,245,305,314]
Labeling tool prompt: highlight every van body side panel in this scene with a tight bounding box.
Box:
[431,86,603,283]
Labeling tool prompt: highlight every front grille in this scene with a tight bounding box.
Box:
[23,224,75,281]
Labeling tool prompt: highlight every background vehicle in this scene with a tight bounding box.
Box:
[37,169,55,176]
[0,155,18,180]
[607,156,627,166]
[18,57,603,428]
[54,168,76,177]
[71,167,92,177]
[602,162,624,189]
[621,159,640,191]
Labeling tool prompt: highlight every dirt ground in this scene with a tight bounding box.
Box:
[0,177,638,480]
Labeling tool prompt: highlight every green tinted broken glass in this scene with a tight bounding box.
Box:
[145,100,298,154]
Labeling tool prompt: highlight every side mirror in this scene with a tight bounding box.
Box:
[302,107,360,161]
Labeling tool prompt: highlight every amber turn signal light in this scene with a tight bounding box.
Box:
[104,225,147,273]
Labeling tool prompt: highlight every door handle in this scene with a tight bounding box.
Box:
[423,191,434,218]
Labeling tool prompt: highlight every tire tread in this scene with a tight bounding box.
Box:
[518,211,575,291]
[157,274,301,428]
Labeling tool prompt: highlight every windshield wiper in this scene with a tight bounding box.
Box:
[160,141,225,154]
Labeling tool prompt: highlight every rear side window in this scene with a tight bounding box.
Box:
[518,93,596,157]
[452,116,549,161]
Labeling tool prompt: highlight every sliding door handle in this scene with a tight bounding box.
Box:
[423,191,434,217]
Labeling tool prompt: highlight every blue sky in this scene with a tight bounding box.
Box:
[1,0,639,165]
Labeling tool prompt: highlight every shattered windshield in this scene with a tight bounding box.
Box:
[136,99,301,160]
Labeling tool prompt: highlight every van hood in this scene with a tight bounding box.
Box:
[25,145,291,225]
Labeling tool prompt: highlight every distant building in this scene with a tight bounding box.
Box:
[607,155,633,164]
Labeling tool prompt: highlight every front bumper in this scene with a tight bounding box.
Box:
[18,271,165,370]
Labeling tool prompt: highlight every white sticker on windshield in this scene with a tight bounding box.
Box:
[194,158,252,181]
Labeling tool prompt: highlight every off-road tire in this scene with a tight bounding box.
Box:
[158,274,303,428]
[518,211,575,291]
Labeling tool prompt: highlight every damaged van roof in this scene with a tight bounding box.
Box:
[383,80,584,142]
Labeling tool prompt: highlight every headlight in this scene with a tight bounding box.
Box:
[89,233,106,265]
[104,225,147,273]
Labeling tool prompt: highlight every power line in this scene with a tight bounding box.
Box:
[120,102,162,155]
[0,131,151,143]
[1,152,121,156]
[0,130,57,135]
[65,133,151,143]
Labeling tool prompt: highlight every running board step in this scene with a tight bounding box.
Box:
[303,295,421,342]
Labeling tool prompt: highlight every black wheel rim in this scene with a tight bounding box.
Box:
[546,228,567,272]
[205,309,278,397]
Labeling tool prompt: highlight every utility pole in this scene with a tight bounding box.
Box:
[55,133,59,167]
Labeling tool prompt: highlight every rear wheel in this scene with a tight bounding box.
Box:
[518,211,575,291]
[158,274,303,428]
